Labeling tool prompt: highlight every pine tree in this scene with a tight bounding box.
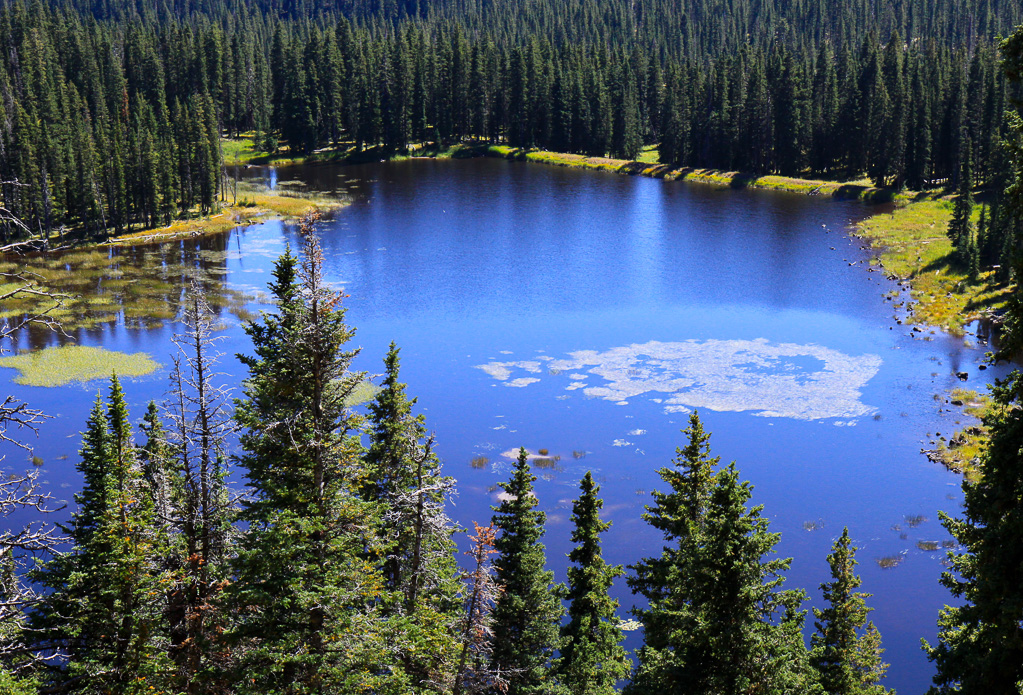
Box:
[559,472,630,695]
[628,412,819,695]
[627,411,718,673]
[923,370,1023,692]
[32,378,171,693]
[365,342,461,690]
[810,528,892,695]
[163,282,236,691]
[947,142,974,264]
[228,217,402,693]
[490,448,565,695]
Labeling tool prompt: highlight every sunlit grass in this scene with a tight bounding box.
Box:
[0,346,160,387]
[486,146,893,200]
[856,198,1010,334]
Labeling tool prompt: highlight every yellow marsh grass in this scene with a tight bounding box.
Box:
[0,346,160,387]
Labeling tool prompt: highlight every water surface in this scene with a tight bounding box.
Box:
[5,158,1005,692]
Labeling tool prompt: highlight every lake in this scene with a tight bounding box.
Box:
[2,157,1006,692]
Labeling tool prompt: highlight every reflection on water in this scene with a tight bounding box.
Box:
[0,234,252,353]
[2,158,1010,693]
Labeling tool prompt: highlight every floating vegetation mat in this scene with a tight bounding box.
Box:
[345,381,382,407]
[0,346,159,387]
[477,339,881,421]
[1,234,253,344]
[876,554,906,570]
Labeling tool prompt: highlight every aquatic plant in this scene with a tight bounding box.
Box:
[470,456,490,469]
[0,345,160,387]
[876,554,905,569]
[345,381,382,407]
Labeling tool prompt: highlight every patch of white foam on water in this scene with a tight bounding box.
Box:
[475,339,881,421]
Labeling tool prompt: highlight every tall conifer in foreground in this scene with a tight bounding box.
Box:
[810,528,891,695]
[365,342,461,690]
[559,472,630,695]
[490,448,565,695]
[32,378,171,693]
[162,283,236,691]
[628,412,820,695]
[627,411,718,694]
[228,217,401,693]
[923,370,1023,692]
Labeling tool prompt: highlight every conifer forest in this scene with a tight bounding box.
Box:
[1,0,1023,692]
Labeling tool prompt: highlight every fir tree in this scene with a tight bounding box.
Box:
[810,528,892,695]
[228,216,402,693]
[628,412,819,695]
[923,370,1023,692]
[365,341,461,690]
[947,142,974,264]
[559,472,630,695]
[32,378,171,693]
[490,448,565,695]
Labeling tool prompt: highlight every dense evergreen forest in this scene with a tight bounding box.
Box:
[2,0,1023,691]
[1,0,1022,240]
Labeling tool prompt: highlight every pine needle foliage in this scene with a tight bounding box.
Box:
[559,472,630,695]
[490,448,565,695]
[923,370,1023,692]
[627,411,820,695]
[31,378,172,693]
[228,216,403,694]
[810,528,892,695]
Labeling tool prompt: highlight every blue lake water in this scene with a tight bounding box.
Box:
[2,158,1007,692]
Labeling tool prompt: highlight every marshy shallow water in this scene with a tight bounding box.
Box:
[2,158,1008,692]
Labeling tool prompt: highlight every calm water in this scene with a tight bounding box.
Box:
[4,158,1007,692]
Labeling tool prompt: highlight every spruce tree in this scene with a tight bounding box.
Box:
[228,218,402,693]
[810,528,892,695]
[490,448,565,695]
[559,472,630,695]
[947,142,974,264]
[628,412,819,695]
[365,341,461,690]
[32,379,171,693]
[923,370,1023,692]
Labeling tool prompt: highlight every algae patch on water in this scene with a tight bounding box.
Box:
[0,346,160,387]
[476,339,882,421]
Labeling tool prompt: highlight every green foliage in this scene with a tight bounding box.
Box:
[0,1,1018,243]
[490,448,565,695]
[365,342,462,690]
[923,370,1023,692]
[628,412,819,695]
[31,377,172,693]
[810,528,892,695]
[947,145,975,263]
[228,223,404,693]
[559,472,630,695]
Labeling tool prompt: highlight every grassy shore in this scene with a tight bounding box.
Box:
[485,145,898,201]
[104,183,343,247]
[854,197,1009,335]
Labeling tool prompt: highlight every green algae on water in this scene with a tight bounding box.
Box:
[0,345,160,387]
